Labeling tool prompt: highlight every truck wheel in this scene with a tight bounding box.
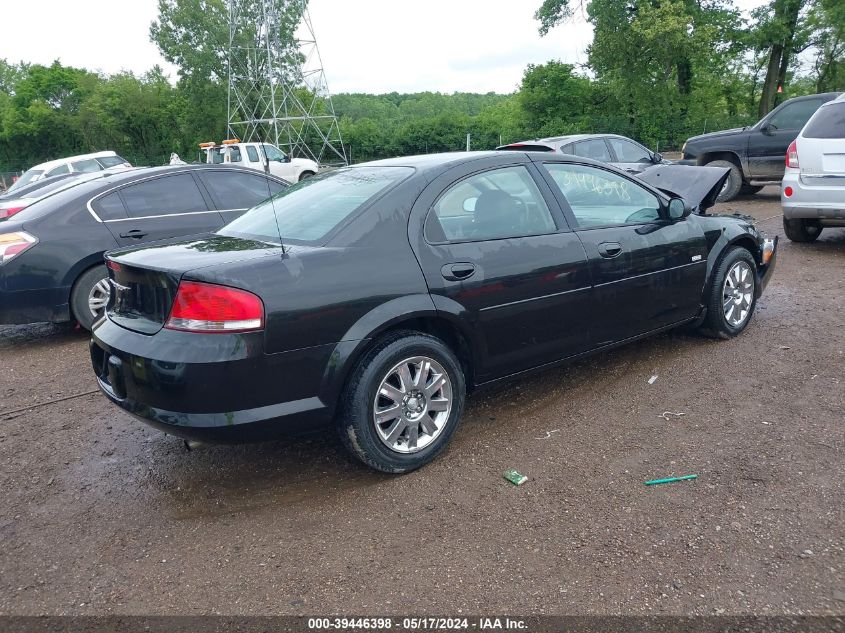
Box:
[707,160,743,202]
[338,330,466,473]
[70,265,110,331]
[699,247,757,339]
[783,218,822,243]
[740,184,763,195]
[298,171,315,182]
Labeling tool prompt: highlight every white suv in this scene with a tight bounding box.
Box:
[781,94,845,242]
[7,151,132,194]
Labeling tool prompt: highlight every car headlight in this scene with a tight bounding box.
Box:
[0,231,38,265]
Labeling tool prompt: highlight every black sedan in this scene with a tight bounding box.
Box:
[91,152,778,473]
[0,165,288,329]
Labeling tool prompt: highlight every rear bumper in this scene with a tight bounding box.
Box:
[90,318,336,442]
[0,286,70,325]
[781,171,845,220]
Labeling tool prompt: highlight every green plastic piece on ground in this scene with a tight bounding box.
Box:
[644,474,698,486]
[503,468,528,486]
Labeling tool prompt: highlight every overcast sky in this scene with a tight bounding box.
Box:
[1,0,767,95]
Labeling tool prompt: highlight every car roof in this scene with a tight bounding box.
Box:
[356,150,609,174]
[498,133,637,151]
[29,150,119,171]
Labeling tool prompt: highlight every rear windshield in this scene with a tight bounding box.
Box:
[6,169,44,192]
[219,166,412,244]
[803,103,845,139]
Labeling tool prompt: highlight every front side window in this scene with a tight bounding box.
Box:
[426,165,556,242]
[608,138,651,163]
[263,144,285,162]
[198,171,286,209]
[544,163,660,228]
[46,164,71,177]
[220,166,412,244]
[71,158,103,173]
[118,174,208,217]
[769,99,823,130]
[572,139,612,162]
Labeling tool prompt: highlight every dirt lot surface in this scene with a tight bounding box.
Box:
[1,187,843,617]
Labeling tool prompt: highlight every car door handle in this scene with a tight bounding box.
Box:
[441,263,476,281]
[119,230,148,239]
[598,242,623,258]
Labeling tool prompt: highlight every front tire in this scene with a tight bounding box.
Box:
[699,247,757,339]
[783,218,822,243]
[298,171,315,182]
[338,331,466,473]
[70,265,109,331]
[707,160,743,203]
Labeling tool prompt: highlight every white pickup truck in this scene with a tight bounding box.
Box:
[200,140,319,183]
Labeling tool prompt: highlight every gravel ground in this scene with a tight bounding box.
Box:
[0,187,842,616]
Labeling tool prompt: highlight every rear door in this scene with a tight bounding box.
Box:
[196,169,287,224]
[539,161,707,346]
[749,98,825,179]
[797,100,845,185]
[607,137,655,174]
[98,172,225,247]
[410,159,594,381]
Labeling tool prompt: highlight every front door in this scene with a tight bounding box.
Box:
[748,98,825,180]
[410,161,593,382]
[539,161,707,346]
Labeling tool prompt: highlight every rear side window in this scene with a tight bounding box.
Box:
[97,155,127,168]
[198,170,286,209]
[426,165,557,242]
[803,103,845,139]
[118,174,208,218]
[93,191,128,220]
[72,158,103,173]
[572,139,612,162]
[246,146,260,162]
[46,164,70,177]
[220,166,412,244]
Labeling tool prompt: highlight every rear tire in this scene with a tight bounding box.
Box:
[70,265,109,331]
[298,171,315,182]
[338,331,466,473]
[783,217,822,243]
[707,160,743,202]
[699,247,757,339]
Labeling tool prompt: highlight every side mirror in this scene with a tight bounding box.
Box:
[652,152,663,163]
[667,197,690,220]
[761,122,775,136]
[283,155,291,163]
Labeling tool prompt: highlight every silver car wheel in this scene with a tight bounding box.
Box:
[372,356,453,454]
[88,278,111,317]
[722,261,754,327]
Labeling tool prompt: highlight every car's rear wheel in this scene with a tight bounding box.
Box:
[338,331,466,473]
[699,247,757,339]
[783,217,822,243]
[70,265,109,331]
[707,160,743,202]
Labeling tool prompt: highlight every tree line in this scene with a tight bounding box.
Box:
[0,0,842,173]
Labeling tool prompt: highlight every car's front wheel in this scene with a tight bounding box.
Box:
[783,218,822,243]
[708,160,743,202]
[298,171,315,182]
[338,331,466,473]
[70,265,110,331]
[700,247,757,339]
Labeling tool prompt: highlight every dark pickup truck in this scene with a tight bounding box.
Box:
[680,92,842,202]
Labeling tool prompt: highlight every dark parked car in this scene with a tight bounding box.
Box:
[90,152,778,473]
[498,134,668,174]
[0,165,288,329]
[680,92,842,201]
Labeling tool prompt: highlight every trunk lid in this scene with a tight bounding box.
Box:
[105,235,281,334]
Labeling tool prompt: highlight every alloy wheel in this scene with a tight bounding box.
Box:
[88,277,111,318]
[722,261,754,327]
[372,356,453,454]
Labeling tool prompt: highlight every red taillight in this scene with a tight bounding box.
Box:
[165,281,264,333]
[786,140,799,169]
[784,186,793,197]
[0,231,37,264]
[106,259,121,272]
[0,206,26,220]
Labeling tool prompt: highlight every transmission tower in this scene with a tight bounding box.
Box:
[226,0,347,166]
